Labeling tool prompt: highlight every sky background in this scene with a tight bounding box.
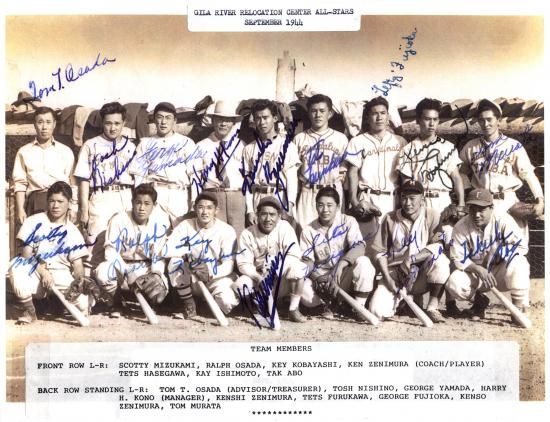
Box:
[6,15,544,110]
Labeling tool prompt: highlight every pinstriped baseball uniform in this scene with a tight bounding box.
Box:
[293,128,348,227]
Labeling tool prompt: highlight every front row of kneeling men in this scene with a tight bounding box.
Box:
[9,180,529,327]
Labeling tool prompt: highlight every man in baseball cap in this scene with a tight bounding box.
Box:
[447,188,531,325]
[369,178,451,323]
[235,196,317,324]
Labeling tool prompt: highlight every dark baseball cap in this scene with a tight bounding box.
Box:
[466,188,493,207]
[153,102,177,116]
[401,179,424,195]
[257,196,282,212]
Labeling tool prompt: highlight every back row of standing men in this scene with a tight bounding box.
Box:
[9,94,544,325]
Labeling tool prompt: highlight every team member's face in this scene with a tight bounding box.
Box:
[254,109,277,139]
[34,112,56,143]
[316,196,338,226]
[213,116,235,139]
[258,206,280,234]
[400,193,423,217]
[155,111,176,137]
[469,204,493,229]
[308,102,333,131]
[132,194,155,225]
[478,110,500,138]
[418,109,439,138]
[366,105,389,133]
[102,113,124,140]
[47,193,70,221]
[195,200,217,227]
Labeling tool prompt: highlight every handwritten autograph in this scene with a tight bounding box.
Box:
[371,27,417,97]
[28,52,116,99]
[236,243,293,329]
[91,136,137,188]
[303,138,360,184]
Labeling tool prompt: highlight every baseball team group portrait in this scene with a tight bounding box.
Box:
[4,14,545,401]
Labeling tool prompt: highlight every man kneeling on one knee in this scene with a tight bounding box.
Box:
[369,180,451,323]
[447,188,529,324]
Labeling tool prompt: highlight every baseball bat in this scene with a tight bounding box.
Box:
[398,290,434,328]
[337,287,380,326]
[197,280,229,327]
[490,287,532,329]
[267,293,281,330]
[51,287,90,327]
[134,291,159,325]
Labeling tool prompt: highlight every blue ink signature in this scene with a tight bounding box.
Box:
[11,240,97,275]
[111,223,169,255]
[189,249,245,276]
[303,138,360,184]
[28,53,116,99]
[191,130,241,196]
[302,223,350,258]
[240,123,298,211]
[371,28,417,97]
[460,221,522,270]
[91,137,137,188]
[382,231,419,260]
[23,223,67,246]
[236,243,293,329]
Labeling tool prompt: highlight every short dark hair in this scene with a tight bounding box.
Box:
[415,98,442,121]
[315,186,340,206]
[251,99,278,119]
[100,102,127,121]
[34,106,56,122]
[132,183,157,202]
[195,192,218,207]
[47,181,72,201]
[365,96,389,115]
[307,94,333,111]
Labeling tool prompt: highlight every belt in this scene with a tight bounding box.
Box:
[204,187,242,192]
[252,185,277,194]
[91,184,132,193]
[361,188,392,196]
[424,191,440,198]
[304,183,336,190]
[153,182,187,190]
[492,192,505,200]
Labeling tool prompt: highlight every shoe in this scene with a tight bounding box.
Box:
[172,312,185,320]
[182,298,197,319]
[426,308,446,323]
[320,303,334,320]
[15,302,37,325]
[464,293,490,320]
[109,311,121,319]
[444,301,463,318]
[288,309,306,323]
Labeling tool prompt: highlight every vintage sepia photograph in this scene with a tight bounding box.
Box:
[3,11,545,409]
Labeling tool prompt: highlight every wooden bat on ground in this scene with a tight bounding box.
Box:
[134,290,159,325]
[490,287,532,329]
[197,280,229,327]
[398,289,434,328]
[51,287,90,327]
[336,287,379,326]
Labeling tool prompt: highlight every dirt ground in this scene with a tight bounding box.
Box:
[6,279,545,402]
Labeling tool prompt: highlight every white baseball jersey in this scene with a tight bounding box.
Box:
[163,218,237,279]
[345,131,407,191]
[194,132,245,189]
[104,208,171,267]
[300,212,364,276]
[237,220,302,278]
[450,211,527,271]
[293,128,348,185]
[242,134,300,212]
[16,212,88,271]
[398,136,461,192]
[12,139,74,194]
[131,133,198,187]
[459,135,535,193]
[74,135,136,188]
